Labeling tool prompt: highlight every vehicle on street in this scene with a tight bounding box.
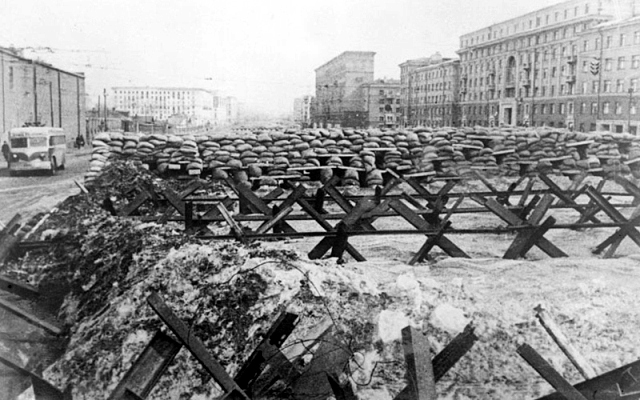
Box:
[8,127,67,176]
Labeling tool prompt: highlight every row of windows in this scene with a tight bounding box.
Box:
[114,90,196,100]
[581,55,640,72]
[582,78,639,94]
[462,3,593,47]
[411,82,453,92]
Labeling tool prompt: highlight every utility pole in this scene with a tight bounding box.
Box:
[103,89,108,129]
[49,82,54,126]
[32,60,38,124]
[530,50,537,127]
[596,28,604,130]
[629,88,634,133]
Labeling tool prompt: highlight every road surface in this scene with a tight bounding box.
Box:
[0,149,91,229]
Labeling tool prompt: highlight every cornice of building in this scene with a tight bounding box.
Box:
[457,14,613,54]
[0,47,85,79]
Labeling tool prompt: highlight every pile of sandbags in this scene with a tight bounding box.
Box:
[84,132,112,184]
[122,133,139,157]
[107,131,124,157]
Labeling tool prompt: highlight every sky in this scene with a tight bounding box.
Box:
[0,0,564,116]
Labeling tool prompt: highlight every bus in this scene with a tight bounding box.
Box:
[8,127,66,176]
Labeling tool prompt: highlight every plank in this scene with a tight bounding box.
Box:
[396,323,478,400]
[146,291,250,398]
[534,305,596,380]
[161,188,186,216]
[234,183,297,234]
[0,275,40,299]
[234,312,298,390]
[119,191,151,217]
[401,326,437,400]
[326,372,357,400]
[593,213,640,256]
[0,298,61,335]
[0,352,68,400]
[538,173,600,223]
[518,343,589,400]
[216,203,245,241]
[536,358,640,399]
[255,206,293,235]
[108,331,182,400]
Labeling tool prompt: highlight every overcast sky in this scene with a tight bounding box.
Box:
[0,0,563,116]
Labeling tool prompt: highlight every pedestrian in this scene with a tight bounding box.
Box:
[1,141,9,167]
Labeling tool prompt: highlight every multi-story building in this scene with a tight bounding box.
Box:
[112,86,227,125]
[399,58,431,126]
[576,15,640,133]
[0,47,86,145]
[358,79,402,128]
[213,96,239,126]
[313,51,375,128]
[293,95,313,127]
[456,0,638,130]
[400,53,460,127]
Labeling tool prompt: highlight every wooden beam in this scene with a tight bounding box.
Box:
[503,217,561,259]
[518,343,589,400]
[534,305,596,380]
[401,326,437,400]
[108,331,182,400]
[585,186,640,248]
[216,203,245,242]
[146,291,250,398]
[234,312,298,390]
[0,275,39,299]
[0,352,67,400]
[0,298,61,335]
[119,191,151,217]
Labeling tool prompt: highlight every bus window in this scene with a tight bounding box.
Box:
[50,136,65,145]
[10,138,27,148]
[30,137,47,147]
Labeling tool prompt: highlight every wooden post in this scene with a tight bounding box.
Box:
[534,305,596,380]
[401,326,437,400]
[517,343,589,400]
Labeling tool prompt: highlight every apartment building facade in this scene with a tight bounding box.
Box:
[456,0,638,130]
[313,51,375,128]
[0,47,86,144]
[112,86,236,125]
[400,53,460,127]
[576,16,640,133]
[358,79,402,128]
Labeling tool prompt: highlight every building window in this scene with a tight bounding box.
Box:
[591,102,598,114]
[604,80,612,93]
[551,85,555,95]
[605,36,612,48]
[580,102,587,114]
[632,55,639,69]
[582,82,588,94]
[603,102,610,114]
[616,79,624,93]
[568,102,574,115]
[559,103,565,114]
[582,61,588,72]
[620,34,626,46]
[550,104,555,114]
[632,103,637,115]
[615,102,622,115]
[605,58,613,71]
[592,81,600,93]
[618,57,626,70]
[595,37,600,49]
[560,84,566,95]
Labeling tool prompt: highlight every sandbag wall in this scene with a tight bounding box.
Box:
[84,127,640,186]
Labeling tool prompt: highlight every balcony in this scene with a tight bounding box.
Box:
[488,83,496,91]
[566,55,577,64]
[505,79,517,89]
[565,75,576,84]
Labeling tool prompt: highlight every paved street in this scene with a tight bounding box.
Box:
[0,149,91,228]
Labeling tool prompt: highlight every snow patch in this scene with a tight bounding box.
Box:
[376,310,409,343]
[430,304,469,335]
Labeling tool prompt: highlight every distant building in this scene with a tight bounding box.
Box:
[575,15,640,133]
[313,51,376,128]
[0,47,86,145]
[293,95,313,127]
[112,86,236,126]
[358,79,402,128]
[400,53,460,127]
[456,0,639,130]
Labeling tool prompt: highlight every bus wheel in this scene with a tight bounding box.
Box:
[50,159,58,176]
